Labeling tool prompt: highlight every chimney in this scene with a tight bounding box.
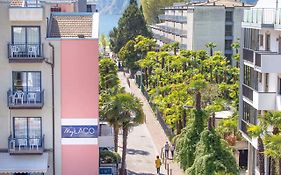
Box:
[78,34,85,38]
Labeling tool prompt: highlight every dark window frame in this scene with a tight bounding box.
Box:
[12,71,42,93]
[13,117,43,145]
[11,26,41,45]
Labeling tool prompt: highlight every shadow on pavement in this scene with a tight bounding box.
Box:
[127,148,150,155]
[127,169,164,175]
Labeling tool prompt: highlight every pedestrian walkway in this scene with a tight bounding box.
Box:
[118,72,185,175]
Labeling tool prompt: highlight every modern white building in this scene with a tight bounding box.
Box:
[151,0,251,64]
[240,0,281,174]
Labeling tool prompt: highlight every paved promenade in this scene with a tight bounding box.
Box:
[118,72,184,175]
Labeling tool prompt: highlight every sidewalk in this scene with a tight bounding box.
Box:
[118,72,185,175]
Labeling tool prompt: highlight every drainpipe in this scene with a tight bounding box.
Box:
[45,42,55,175]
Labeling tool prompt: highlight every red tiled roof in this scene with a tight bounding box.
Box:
[49,15,93,38]
[10,0,24,7]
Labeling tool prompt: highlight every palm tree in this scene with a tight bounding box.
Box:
[110,93,144,175]
[205,42,217,56]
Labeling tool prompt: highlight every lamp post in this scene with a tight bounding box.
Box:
[135,70,142,89]
[182,105,193,128]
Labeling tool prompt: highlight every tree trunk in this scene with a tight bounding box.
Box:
[177,120,183,135]
[120,127,129,175]
[113,125,119,152]
[195,92,201,111]
[258,136,265,175]
[182,109,187,127]
[279,158,281,175]
[270,157,276,175]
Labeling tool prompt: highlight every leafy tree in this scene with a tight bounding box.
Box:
[175,110,206,170]
[206,42,217,56]
[111,93,144,175]
[187,128,239,175]
[109,0,152,54]
[141,0,185,24]
[100,34,108,54]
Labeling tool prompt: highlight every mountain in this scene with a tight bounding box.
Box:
[242,0,257,4]
[97,0,140,15]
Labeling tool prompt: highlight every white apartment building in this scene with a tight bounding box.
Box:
[151,0,251,65]
[240,0,281,174]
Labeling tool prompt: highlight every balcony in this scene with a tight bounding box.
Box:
[159,14,187,23]
[240,119,250,137]
[151,25,187,38]
[9,0,43,21]
[242,84,253,101]
[243,8,276,28]
[252,90,276,110]
[7,90,44,109]
[8,135,45,155]
[254,51,281,73]
[243,48,254,63]
[8,43,44,62]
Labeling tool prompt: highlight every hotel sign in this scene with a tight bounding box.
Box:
[61,125,98,138]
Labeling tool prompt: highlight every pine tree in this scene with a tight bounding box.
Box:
[109,1,152,53]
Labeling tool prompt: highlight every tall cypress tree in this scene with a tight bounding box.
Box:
[109,0,152,54]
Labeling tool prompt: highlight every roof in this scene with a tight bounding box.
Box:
[191,0,252,7]
[49,13,93,38]
[10,0,24,6]
[164,0,251,9]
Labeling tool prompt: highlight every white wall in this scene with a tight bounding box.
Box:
[192,6,225,52]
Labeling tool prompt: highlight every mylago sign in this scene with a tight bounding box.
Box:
[61,125,98,138]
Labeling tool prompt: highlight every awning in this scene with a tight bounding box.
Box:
[0,153,48,174]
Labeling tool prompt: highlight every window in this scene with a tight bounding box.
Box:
[11,26,41,57]
[258,72,262,83]
[244,65,257,89]
[225,40,232,50]
[225,25,233,36]
[87,5,92,12]
[13,72,41,92]
[12,26,40,45]
[242,102,257,124]
[259,34,264,47]
[244,28,259,50]
[12,71,41,102]
[51,6,61,12]
[13,117,42,145]
[265,34,270,51]
[225,11,233,22]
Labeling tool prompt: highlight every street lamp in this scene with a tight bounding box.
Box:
[135,70,142,88]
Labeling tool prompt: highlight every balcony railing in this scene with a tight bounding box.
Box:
[10,0,41,7]
[7,90,44,109]
[8,43,44,62]
[243,8,276,26]
[254,51,281,72]
[243,84,253,101]
[8,135,45,155]
[255,52,261,67]
[240,120,249,137]
[243,48,254,62]
[159,14,187,23]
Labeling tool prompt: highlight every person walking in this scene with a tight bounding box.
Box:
[164,141,169,159]
[170,144,175,159]
[155,156,161,175]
